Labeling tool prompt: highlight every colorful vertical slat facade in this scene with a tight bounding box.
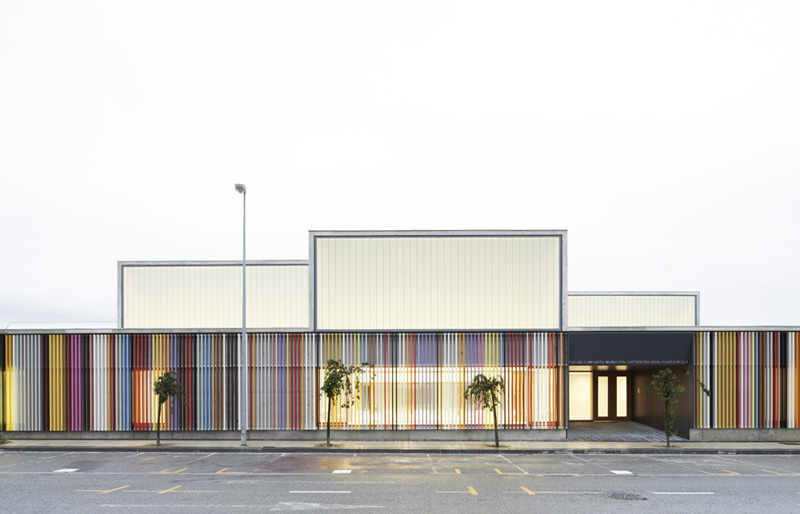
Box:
[695,331,798,429]
[1,334,133,431]
[250,333,317,430]
[2,331,565,433]
[318,332,565,430]
[2,332,319,432]
[788,332,799,428]
[9,330,800,434]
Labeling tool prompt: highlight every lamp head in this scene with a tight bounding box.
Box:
[235,183,247,194]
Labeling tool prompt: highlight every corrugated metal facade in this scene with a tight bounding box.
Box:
[1,331,564,432]
[694,331,800,429]
[568,293,698,327]
[313,233,564,331]
[120,262,309,329]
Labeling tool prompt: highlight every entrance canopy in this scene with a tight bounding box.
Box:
[569,331,693,366]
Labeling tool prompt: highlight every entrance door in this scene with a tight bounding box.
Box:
[593,372,630,421]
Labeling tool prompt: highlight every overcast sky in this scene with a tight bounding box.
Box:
[1,1,798,328]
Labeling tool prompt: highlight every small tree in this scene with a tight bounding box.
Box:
[153,371,185,447]
[320,359,373,447]
[646,368,709,447]
[463,374,505,448]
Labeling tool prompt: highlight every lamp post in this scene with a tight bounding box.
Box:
[235,183,247,446]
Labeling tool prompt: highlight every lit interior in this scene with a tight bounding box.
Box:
[568,372,592,421]
[319,365,561,430]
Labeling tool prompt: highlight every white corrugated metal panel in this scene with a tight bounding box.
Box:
[3,322,117,330]
[313,232,564,330]
[121,262,309,329]
[567,293,698,327]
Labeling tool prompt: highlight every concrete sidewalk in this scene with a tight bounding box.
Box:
[2,437,799,454]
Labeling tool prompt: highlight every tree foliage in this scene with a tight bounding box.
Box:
[153,371,185,446]
[463,374,505,448]
[646,368,710,447]
[320,359,374,447]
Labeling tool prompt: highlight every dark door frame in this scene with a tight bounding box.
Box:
[592,371,631,421]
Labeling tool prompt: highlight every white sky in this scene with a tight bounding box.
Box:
[1,1,798,327]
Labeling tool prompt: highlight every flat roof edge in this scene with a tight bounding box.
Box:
[569,291,700,297]
[0,327,313,335]
[118,260,308,267]
[4,326,800,335]
[309,229,568,238]
[569,326,800,332]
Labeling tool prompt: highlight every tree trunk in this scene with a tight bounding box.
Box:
[491,394,499,449]
[156,400,162,447]
[665,400,670,448]
[326,395,332,447]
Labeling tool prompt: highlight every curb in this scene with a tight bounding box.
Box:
[3,445,800,455]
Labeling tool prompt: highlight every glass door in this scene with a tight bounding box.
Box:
[593,372,629,421]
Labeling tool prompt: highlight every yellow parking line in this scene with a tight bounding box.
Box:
[436,486,478,495]
[711,469,740,476]
[495,468,528,475]
[520,487,575,496]
[154,467,188,474]
[764,469,800,476]
[432,468,461,475]
[75,485,130,494]
[159,486,183,494]
[102,485,131,494]
[216,468,247,474]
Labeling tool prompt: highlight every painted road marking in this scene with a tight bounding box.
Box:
[43,453,74,460]
[75,485,131,494]
[158,485,206,494]
[499,454,528,474]
[495,468,528,475]
[432,468,461,474]
[611,470,632,475]
[711,470,740,476]
[520,487,576,496]
[289,491,351,494]
[653,492,715,495]
[99,503,385,509]
[436,486,478,495]
[154,467,188,474]
[216,468,246,474]
[54,468,78,473]
[763,470,800,476]
[332,470,351,474]
[273,503,385,511]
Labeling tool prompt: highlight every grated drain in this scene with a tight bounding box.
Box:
[608,492,647,501]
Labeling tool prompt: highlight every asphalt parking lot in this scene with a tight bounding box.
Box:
[2,451,800,513]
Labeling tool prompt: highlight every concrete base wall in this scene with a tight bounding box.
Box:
[5,429,567,442]
[690,429,800,442]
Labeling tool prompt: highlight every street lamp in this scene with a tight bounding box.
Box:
[235,183,247,446]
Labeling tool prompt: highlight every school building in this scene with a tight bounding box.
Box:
[2,230,799,441]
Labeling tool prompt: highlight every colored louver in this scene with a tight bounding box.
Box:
[695,331,800,429]
[2,331,564,432]
[317,332,565,430]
